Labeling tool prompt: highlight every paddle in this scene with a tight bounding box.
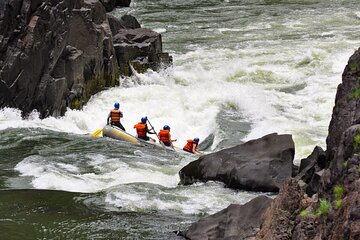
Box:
[91,128,103,137]
[146,117,163,145]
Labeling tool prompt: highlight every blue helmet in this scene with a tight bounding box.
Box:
[141,117,147,123]
[163,125,170,130]
[114,102,120,109]
[194,137,200,143]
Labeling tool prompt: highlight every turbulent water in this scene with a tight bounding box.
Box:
[1,0,360,239]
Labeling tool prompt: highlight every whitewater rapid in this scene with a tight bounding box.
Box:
[1,0,360,221]
[0,44,355,160]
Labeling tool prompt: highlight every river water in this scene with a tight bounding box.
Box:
[1,0,360,239]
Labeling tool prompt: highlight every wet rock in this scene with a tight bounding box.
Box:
[107,14,141,36]
[0,0,171,118]
[100,0,131,12]
[179,133,295,192]
[295,146,326,196]
[256,179,305,239]
[182,196,272,240]
[0,0,119,118]
[255,48,360,240]
[113,28,172,76]
[326,47,360,161]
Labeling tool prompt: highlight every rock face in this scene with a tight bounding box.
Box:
[179,45,360,240]
[326,48,360,160]
[255,48,360,239]
[0,0,120,118]
[0,0,171,118]
[179,133,295,192]
[181,196,272,240]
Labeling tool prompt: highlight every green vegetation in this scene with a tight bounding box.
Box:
[333,185,344,210]
[334,185,344,199]
[335,199,342,210]
[352,86,360,100]
[299,210,312,217]
[315,199,330,216]
[343,160,349,169]
[69,97,81,110]
[299,199,331,218]
[354,133,360,150]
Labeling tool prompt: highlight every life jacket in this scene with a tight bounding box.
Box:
[183,139,196,152]
[134,122,147,137]
[110,109,121,123]
[158,129,170,143]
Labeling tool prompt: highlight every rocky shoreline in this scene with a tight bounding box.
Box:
[1,1,359,239]
[178,49,360,239]
[0,0,171,118]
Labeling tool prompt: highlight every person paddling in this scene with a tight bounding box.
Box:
[134,117,156,142]
[158,125,177,147]
[183,138,201,154]
[107,102,126,131]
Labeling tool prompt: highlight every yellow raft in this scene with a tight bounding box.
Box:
[103,125,139,143]
[102,125,176,151]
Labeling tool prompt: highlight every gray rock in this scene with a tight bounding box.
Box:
[295,146,326,196]
[100,0,131,12]
[114,28,172,76]
[0,0,119,118]
[0,0,171,118]
[179,133,295,192]
[182,196,272,240]
[107,14,141,36]
[326,48,360,161]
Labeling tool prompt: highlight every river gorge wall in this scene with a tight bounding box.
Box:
[0,0,171,118]
[180,48,360,240]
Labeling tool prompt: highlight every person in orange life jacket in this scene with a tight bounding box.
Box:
[183,138,201,154]
[107,102,125,131]
[158,125,177,147]
[133,117,156,142]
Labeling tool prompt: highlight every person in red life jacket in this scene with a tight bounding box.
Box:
[133,117,156,142]
[183,137,201,154]
[158,125,177,147]
[107,102,125,131]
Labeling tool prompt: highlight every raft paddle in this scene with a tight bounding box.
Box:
[146,118,164,146]
[91,128,103,137]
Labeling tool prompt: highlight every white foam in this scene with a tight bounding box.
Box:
[105,181,262,215]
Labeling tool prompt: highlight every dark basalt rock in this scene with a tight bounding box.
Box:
[179,133,295,192]
[0,0,119,118]
[0,0,171,118]
[113,28,172,76]
[326,47,360,161]
[295,146,326,196]
[99,0,131,12]
[256,48,360,240]
[107,14,141,35]
[180,196,272,240]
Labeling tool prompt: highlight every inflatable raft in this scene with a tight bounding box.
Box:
[102,125,175,150]
[103,125,139,143]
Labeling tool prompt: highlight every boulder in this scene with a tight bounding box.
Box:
[179,133,295,192]
[107,14,141,35]
[295,146,326,196]
[181,196,272,240]
[113,28,172,76]
[99,0,131,12]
